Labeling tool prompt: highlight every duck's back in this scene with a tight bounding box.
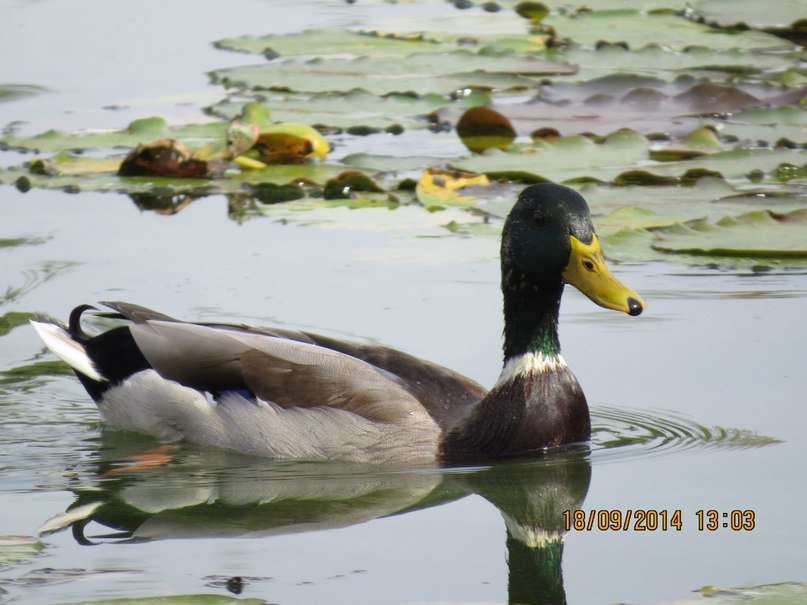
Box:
[32,302,487,463]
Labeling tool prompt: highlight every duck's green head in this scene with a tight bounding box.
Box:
[502,183,645,316]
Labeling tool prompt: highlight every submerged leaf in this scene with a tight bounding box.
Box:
[0,312,35,337]
[0,83,47,103]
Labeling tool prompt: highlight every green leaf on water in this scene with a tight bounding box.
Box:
[543,9,792,51]
[440,78,803,140]
[209,89,489,131]
[450,132,650,184]
[650,208,807,258]
[691,0,805,31]
[0,119,227,153]
[211,50,575,97]
[707,104,807,146]
[633,148,807,183]
[215,28,444,58]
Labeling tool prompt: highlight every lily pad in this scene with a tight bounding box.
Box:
[543,9,792,51]
[216,25,550,57]
[691,0,806,32]
[557,44,802,84]
[0,150,377,199]
[211,50,575,97]
[0,118,227,153]
[340,153,447,174]
[209,89,490,132]
[345,6,538,43]
[416,167,491,206]
[214,28,444,58]
[707,104,807,145]
[450,132,650,183]
[441,77,805,139]
[650,208,807,258]
[634,148,807,183]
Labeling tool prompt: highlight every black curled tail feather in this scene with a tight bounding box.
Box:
[64,304,153,401]
[68,304,98,342]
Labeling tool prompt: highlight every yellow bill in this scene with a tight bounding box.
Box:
[562,234,645,316]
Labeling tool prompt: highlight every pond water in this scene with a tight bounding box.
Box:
[2,1,806,604]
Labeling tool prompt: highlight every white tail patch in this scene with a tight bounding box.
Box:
[30,320,103,381]
[495,351,567,387]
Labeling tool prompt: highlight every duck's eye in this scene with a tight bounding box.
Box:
[583,259,596,272]
[532,212,548,228]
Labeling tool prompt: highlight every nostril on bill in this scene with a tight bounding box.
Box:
[627,297,643,316]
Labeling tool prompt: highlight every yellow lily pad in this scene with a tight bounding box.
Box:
[416,168,490,206]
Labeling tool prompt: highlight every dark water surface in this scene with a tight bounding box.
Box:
[2,1,806,604]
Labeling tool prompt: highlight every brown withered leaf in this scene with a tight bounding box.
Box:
[118,138,208,178]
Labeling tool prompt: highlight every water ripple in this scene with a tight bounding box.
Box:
[590,405,781,463]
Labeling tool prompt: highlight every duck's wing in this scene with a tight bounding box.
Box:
[104,302,486,428]
[295,333,485,429]
[129,320,425,423]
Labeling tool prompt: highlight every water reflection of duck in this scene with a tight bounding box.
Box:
[31,184,644,463]
[42,442,591,605]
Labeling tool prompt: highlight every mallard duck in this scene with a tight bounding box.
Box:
[31,183,644,464]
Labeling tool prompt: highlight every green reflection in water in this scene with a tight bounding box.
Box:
[41,439,592,605]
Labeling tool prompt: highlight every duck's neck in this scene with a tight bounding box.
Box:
[440,273,589,462]
[501,275,563,364]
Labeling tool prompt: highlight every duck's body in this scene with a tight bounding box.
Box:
[32,184,644,463]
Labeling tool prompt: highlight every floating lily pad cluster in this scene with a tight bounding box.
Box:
[0,0,805,266]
